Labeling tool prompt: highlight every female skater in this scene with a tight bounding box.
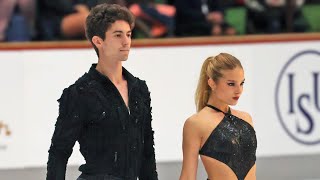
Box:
[180,53,257,180]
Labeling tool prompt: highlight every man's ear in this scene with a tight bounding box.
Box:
[91,36,103,48]
[208,78,216,91]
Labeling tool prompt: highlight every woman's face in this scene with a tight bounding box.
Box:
[212,67,245,106]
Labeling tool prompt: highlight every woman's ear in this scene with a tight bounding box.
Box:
[208,78,216,91]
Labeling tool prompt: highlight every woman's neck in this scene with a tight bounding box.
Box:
[207,97,229,113]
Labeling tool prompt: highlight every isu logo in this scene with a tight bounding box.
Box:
[275,50,320,145]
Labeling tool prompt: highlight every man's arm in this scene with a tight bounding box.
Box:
[46,87,84,180]
[139,81,158,180]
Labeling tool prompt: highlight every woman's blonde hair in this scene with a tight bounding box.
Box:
[195,53,243,112]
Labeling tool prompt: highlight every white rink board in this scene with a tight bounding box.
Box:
[0,41,319,168]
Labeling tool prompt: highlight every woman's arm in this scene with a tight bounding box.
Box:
[179,117,201,180]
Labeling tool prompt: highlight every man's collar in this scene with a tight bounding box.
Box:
[88,63,137,87]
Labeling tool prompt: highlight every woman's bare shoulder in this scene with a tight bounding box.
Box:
[184,109,209,130]
[231,108,254,127]
[184,113,201,127]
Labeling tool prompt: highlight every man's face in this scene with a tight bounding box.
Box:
[100,20,132,62]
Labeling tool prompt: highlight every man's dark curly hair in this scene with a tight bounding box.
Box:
[85,4,135,57]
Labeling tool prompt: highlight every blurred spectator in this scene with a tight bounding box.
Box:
[306,0,320,3]
[0,0,35,41]
[167,0,175,5]
[245,0,309,33]
[128,0,175,38]
[36,0,97,41]
[174,0,236,37]
[36,0,130,41]
[101,0,127,7]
